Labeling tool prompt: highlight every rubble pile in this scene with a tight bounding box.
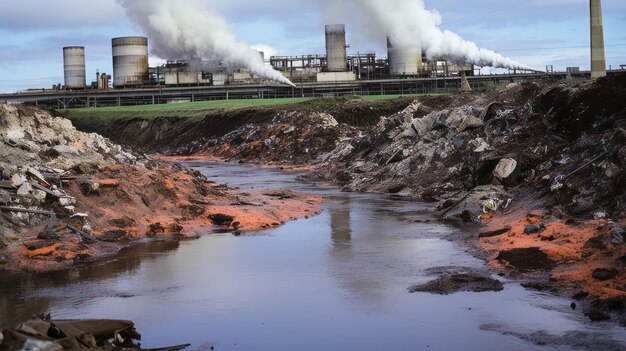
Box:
[186,111,361,165]
[316,76,626,314]
[177,75,625,318]
[0,104,321,271]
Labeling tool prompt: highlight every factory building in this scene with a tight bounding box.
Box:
[63,25,479,91]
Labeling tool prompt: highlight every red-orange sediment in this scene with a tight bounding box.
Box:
[5,164,322,272]
[478,206,625,299]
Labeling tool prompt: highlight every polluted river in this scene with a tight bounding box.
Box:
[1,161,624,351]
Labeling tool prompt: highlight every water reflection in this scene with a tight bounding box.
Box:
[0,240,181,325]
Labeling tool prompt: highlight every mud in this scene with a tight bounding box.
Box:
[408,272,504,294]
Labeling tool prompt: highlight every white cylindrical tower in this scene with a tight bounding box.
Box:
[63,46,86,89]
[387,37,422,75]
[325,24,348,72]
[112,36,149,87]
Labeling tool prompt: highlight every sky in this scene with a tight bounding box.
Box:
[0,0,625,93]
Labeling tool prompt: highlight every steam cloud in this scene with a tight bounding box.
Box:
[319,0,526,69]
[116,0,296,86]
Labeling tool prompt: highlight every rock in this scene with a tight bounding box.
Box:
[58,196,76,206]
[11,174,27,188]
[16,182,33,196]
[524,224,544,235]
[208,213,235,226]
[401,128,418,139]
[411,111,440,136]
[146,222,165,237]
[493,158,518,180]
[52,144,79,155]
[458,115,484,132]
[520,281,556,292]
[33,189,47,203]
[0,189,11,204]
[108,216,137,228]
[479,226,512,238]
[610,227,624,245]
[572,291,590,300]
[408,273,504,295]
[584,234,608,250]
[585,308,611,321]
[167,223,184,235]
[591,268,618,281]
[37,226,60,240]
[26,167,45,183]
[78,178,100,195]
[592,296,625,311]
[496,247,556,272]
[99,229,130,242]
[593,211,609,220]
[468,137,490,153]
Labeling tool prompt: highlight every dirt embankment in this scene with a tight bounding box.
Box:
[0,104,321,271]
[125,76,626,323]
[63,97,419,154]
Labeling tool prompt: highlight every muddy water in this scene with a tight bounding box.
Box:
[1,162,625,351]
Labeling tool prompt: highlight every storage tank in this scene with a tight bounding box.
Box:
[112,36,149,87]
[63,46,86,89]
[387,36,422,75]
[325,24,347,72]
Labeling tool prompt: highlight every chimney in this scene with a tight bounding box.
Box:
[460,71,472,92]
[590,0,606,79]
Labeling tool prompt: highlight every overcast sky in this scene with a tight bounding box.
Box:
[0,0,625,92]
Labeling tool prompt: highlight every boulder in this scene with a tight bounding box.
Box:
[493,158,518,179]
[496,247,555,272]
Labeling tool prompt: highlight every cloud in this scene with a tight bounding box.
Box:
[0,0,126,30]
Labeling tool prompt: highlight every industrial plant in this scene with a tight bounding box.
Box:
[60,25,481,91]
[2,2,622,109]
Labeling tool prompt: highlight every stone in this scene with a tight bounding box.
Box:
[592,268,618,281]
[496,247,556,272]
[408,273,504,295]
[401,128,418,139]
[58,196,76,206]
[458,115,484,132]
[16,182,33,196]
[0,189,11,204]
[524,224,543,235]
[610,227,624,245]
[411,111,440,136]
[11,174,27,188]
[33,189,47,203]
[26,167,45,182]
[493,158,518,180]
[479,226,512,238]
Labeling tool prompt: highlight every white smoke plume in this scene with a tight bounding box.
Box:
[319,0,526,69]
[116,0,296,86]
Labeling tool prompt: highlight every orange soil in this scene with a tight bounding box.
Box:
[7,164,322,272]
[478,208,625,299]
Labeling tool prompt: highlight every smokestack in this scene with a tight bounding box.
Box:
[460,71,472,92]
[325,24,347,72]
[590,0,606,79]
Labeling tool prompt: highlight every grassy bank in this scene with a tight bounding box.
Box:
[59,94,448,121]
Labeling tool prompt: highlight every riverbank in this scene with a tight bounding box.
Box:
[0,104,321,272]
[69,75,626,323]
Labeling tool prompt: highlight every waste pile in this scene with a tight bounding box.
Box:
[180,111,361,165]
[179,75,625,321]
